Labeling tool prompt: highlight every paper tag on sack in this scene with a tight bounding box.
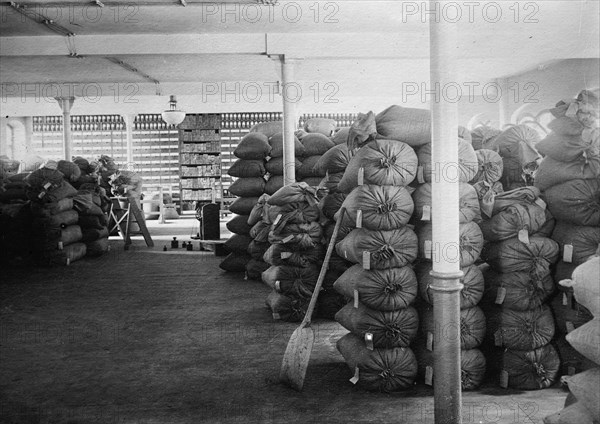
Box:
[566,321,575,333]
[535,198,547,209]
[356,210,363,228]
[365,333,374,350]
[417,166,425,184]
[272,312,281,320]
[357,167,364,186]
[424,240,432,259]
[495,287,507,305]
[275,280,281,292]
[500,370,509,388]
[273,214,282,226]
[362,251,371,270]
[563,292,572,307]
[353,289,359,308]
[422,205,431,221]
[427,332,434,351]
[280,252,292,259]
[57,241,63,251]
[494,330,503,347]
[518,229,530,244]
[563,244,574,263]
[282,235,294,243]
[425,366,433,386]
[349,367,360,385]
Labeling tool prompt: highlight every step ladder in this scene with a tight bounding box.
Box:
[109,196,154,250]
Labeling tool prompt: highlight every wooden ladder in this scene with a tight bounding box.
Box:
[109,197,154,250]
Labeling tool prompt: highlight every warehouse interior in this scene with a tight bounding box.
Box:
[1,1,600,423]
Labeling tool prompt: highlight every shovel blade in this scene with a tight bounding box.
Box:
[279,326,315,391]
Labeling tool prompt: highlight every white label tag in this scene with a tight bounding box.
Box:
[362,251,371,270]
[425,366,433,386]
[273,214,282,226]
[353,289,359,308]
[344,250,348,259]
[563,244,573,263]
[349,367,360,385]
[417,165,425,184]
[356,210,362,228]
[562,292,570,306]
[495,287,507,305]
[365,333,374,350]
[427,332,434,351]
[566,321,575,333]
[280,252,292,259]
[57,241,63,250]
[275,280,281,292]
[535,198,547,209]
[357,167,364,186]
[265,155,272,162]
[500,370,509,388]
[272,312,281,320]
[518,229,530,244]
[422,205,431,221]
[424,240,432,259]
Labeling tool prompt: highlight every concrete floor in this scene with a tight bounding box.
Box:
[0,214,568,424]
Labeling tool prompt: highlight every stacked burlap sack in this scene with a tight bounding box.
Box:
[262,183,327,322]
[544,256,600,424]
[412,135,488,390]
[75,183,111,257]
[295,117,336,187]
[478,187,562,390]
[534,90,600,376]
[333,107,423,392]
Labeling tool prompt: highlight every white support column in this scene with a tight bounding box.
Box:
[55,97,75,160]
[124,114,135,167]
[428,2,463,423]
[281,56,300,186]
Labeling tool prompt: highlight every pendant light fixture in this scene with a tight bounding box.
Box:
[161,95,186,126]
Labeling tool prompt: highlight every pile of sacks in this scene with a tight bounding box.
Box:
[333,108,422,392]
[479,187,561,390]
[535,89,600,376]
[544,256,600,424]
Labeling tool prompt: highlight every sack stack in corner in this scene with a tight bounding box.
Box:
[479,187,562,390]
[220,127,273,273]
[413,136,487,390]
[263,182,327,322]
[334,107,422,392]
[544,257,600,424]
[295,117,336,187]
[75,183,111,258]
[534,90,600,377]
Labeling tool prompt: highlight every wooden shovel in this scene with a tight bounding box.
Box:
[279,207,346,391]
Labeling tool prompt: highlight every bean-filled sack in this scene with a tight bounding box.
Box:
[488,305,555,350]
[226,214,253,235]
[56,160,81,183]
[471,125,502,150]
[337,139,418,193]
[297,155,325,178]
[480,203,547,242]
[316,289,347,320]
[566,318,600,365]
[536,131,600,166]
[375,105,431,147]
[544,179,600,227]
[263,175,283,196]
[500,345,560,390]
[494,125,541,190]
[534,155,599,192]
[491,186,542,215]
[78,214,108,230]
[261,264,320,300]
[551,222,600,265]
[228,177,266,197]
[264,157,301,176]
[319,192,346,219]
[337,333,417,392]
[245,258,270,281]
[268,132,306,158]
[336,227,418,270]
[267,182,325,206]
[304,117,337,137]
[249,121,283,138]
[81,227,109,243]
[219,252,251,272]
[417,263,484,309]
[33,209,79,232]
[417,222,484,268]
[482,236,559,276]
[25,166,64,189]
[263,243,325,268]
[39,241,87,266]
[229,196,259,215]
[563,368,600,421]
[265,290,311,322]
[224,234,253,254]
[234,133,271,160]
[71,192,95,214]
[347,111,378,150]
[335,185,414,230]
[249,221,270,243]
[268,221,323,250]
[300,133,335,156]
[319,172,344,194]
[334,265,417,312]
[413,182,480,224]
[247,240,270,260]
[32,224,83,251]
[472,180,504,218]
[247,193,270,226]
[417,139,478,184]
[267,202,321,228]
[421,305,486,350]
[560,256,600,316]
[86,237,109,257]
[313,143,355,175]
[549,292,593,335]
[298,177,322,187]
[332,127,350,145]
[227,159,266,178]
[471,149,504,184]
[482,268,554,311]
[30,197,74,218]
[335,303,419,348]
[108,171,143,198]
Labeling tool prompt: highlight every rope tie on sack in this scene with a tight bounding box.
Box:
[383,282,402,295]
[379,368,395,380]
[379,156,397,168]
[383,322,404,343]
[372,245,395,262]
[377,202,398,214]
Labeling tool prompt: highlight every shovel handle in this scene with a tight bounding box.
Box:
[300,207,346,327]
